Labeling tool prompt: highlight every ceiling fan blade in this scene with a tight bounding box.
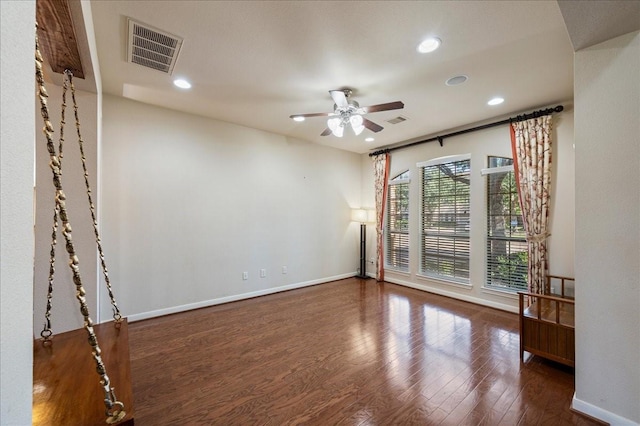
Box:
[363,118,384,133]
[290,111,333,119]
[320,127,332,136]
[361,101,404,114]
[329,90,349,108]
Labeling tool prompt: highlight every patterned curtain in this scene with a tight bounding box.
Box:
[373,153,390,281]
[510,115,552,294]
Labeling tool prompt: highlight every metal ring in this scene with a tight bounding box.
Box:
[105,402,126,424]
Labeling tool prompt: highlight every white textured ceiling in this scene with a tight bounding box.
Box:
[90,1,577,154]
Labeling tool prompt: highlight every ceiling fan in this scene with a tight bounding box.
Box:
[290,89,404,137]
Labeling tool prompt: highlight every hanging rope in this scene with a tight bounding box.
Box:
[66,71,122,323]
[35,25,125,424]
[40,74,68,342]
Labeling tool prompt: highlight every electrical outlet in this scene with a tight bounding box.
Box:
[260,268,266,278]
[242,271,248,280]
[282,266,287,274]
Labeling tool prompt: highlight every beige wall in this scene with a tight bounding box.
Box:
[99,95,363,321]
[574,31,640,425]
[0,1,36,424]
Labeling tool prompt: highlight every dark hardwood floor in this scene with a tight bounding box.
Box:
[128,278,598,425]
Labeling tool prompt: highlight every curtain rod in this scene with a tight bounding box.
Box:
[368,105,564,157]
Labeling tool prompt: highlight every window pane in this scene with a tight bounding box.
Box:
[386,178,409,272]
[486,156,527,291]
[488,157,514,168]
[420,158,470,282]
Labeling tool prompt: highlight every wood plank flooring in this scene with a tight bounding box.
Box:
[33,321,134,425]
[128,278,599,425]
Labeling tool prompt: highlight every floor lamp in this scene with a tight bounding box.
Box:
[352,209,374,279]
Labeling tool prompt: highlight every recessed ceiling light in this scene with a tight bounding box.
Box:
[417,37,441,53]
[173,79,191,89]
[365,137,374,142]
[488,97,504,106]
[292,116,305,122]
[445,75,468,86]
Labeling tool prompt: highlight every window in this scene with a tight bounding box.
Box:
[386,171,409,271]
[418,155,471,283]
[484,156,527,291]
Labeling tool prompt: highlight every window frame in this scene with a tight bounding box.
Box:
[483,156,528,293]
[417,154,471,285]
[385,171,410,272]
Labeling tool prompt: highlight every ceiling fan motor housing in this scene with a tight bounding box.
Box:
[336,100,362,121]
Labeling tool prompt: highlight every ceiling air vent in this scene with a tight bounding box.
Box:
[387,116,408,125]
[127,19,183,74]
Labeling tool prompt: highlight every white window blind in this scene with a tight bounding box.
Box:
[485,156,527,291]
[419,156,471,283]
[386,171,409,271]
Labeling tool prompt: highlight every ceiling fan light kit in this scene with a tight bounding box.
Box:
[290,88,404,138]
[327,112,365,138]
[350,114,364,135]
[328,117,344,137]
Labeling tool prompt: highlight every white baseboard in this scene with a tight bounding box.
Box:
[572,393,639,425]
[127,272,356,322]
[383,275,519,314]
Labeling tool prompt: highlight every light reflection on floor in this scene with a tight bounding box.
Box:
[349,281,525,408]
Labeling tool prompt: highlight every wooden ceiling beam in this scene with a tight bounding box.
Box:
[36,0,84,79]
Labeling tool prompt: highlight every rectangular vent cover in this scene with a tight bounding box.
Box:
[127,19,183,74]
[387,116,408,125]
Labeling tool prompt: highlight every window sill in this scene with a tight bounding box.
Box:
[416,273,472,290]
[481,286,520,299]
[385,268,411,277]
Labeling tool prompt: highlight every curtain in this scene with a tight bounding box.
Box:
[373,153,390,282]
[510,115,552,294]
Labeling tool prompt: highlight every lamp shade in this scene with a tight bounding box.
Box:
[351,209,367,223]
[350,115,364,135]
[367,209,377,223]
[328,117,344,137]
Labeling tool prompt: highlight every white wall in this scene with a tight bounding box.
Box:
[100,95,362,320]
[360,110,575,312]
[573,31,640,425]
[33,85,100,335]
[0,1,35,424]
